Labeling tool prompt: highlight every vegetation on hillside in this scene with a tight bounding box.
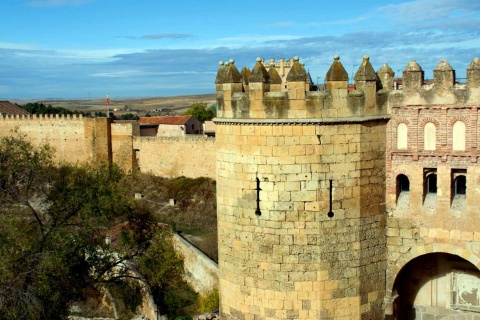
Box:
[184,102,216,122]
[123,174,218,261]
[0,134,204,319]
[20,102,86,116]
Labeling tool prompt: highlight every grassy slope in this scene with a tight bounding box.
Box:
[13,93,217,117]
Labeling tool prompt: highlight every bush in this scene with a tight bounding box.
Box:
[198,287,219,313]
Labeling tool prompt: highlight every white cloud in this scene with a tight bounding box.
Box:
[377,0,480,29]
[0,42,36,50]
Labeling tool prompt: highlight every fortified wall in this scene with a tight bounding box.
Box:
[215,55,389,320]
[0,115,216,179]
[214,55,480,319]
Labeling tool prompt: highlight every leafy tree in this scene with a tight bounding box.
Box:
[0,134,156,319]
[20,102,85,116]
[184,102,216,122]
[135,227,197,317]
[119,113,139,120]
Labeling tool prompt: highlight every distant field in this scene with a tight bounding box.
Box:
[13,93,217,117]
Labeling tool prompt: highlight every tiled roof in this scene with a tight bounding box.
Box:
[0,101,30,115]
[138,115,193,125]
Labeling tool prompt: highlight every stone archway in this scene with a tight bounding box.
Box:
[386,250,480,320]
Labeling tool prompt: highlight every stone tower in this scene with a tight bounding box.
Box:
[215,55,390,319]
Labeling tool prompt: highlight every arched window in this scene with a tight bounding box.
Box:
[396,174,410,209]
[427,174,437,193]
[454,175,466,195]
[451,171,466,211]
[423,169,437,209]
[424,122,436,151]
[397,174,410,192]
[452,121,466,151]
[397,123,408,150]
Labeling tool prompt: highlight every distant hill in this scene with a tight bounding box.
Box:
[12,94,216,117]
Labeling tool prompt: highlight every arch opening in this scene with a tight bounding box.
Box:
[390,253,480,320]
[423,170,437,208]
[396,174,410,209]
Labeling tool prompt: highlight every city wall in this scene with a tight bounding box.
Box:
[0,115,215,179]
[133,135,216,179]
[0,114,110,164]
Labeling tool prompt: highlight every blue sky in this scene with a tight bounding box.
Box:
[1,0,479,99]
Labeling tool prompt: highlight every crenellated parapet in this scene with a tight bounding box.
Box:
[216,55,392,121]
[0,113,84,121]
[216,55,480,122]
[390,57,480,108]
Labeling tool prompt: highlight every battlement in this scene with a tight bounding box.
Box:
[215,55,480,121]
[0,113,84,121]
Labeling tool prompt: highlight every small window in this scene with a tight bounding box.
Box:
[451,170,467,211]
[455,176,466,195]
[398,174,410,192]
[427,174,437,193]
[424,168,437,209]
[397,123,408,150]
[396,174,410,209]
[424,122,436,151]
[452,121,466,151]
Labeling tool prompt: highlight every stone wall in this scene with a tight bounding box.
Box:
[215,119,387,320]
[0,114,109,165]
[111,122,138,173]
[0,115,215,178]
[134,136,216,179]
[173,233,219,294]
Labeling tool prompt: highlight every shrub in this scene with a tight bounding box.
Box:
[198,287,219,313]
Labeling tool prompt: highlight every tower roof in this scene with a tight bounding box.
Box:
[225,59,242,83]
[434,60,453,71]
[404,60,423,72]
[249,57,270,83]
[286,56,307,82]
[326,55,349,81]
[354,55,377,81]
[377,63,394,76]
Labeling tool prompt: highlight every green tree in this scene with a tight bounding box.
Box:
[20,102,85,116]
[119,113,139,120]
[0,134,155,319]
[136,228,197,317]
[184,102,216,122]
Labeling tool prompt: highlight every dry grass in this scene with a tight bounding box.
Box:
[123,173,218,262]
[13,94,216,117]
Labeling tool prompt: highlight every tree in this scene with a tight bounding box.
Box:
[119,113,139,120]
[184,102,216,122]
[135,227,197,317]
[20,102,85,116]
[0,134,156,319]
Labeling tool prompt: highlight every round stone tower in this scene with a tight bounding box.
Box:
[215,56,389,319]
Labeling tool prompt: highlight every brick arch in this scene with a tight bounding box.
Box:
[391,117,411,127]
[393,171,412,185]
[418,117,440,128]
[386,243,480,297]
[448,115,470,127]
